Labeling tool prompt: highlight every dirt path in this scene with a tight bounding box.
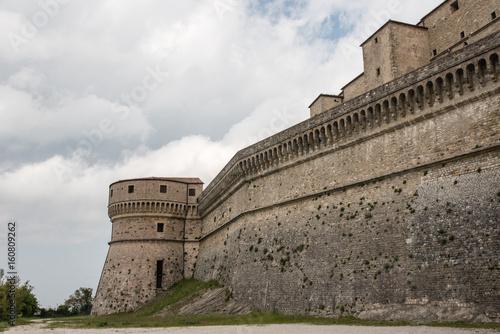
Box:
[5,322,499,334]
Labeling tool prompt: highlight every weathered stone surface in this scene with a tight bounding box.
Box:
[92,178,203,315]
[94,0,500,322]
[154,288,251,316]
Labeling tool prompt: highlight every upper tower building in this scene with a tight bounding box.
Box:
[311,0,499,114]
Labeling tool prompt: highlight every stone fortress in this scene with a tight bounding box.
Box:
[93,0,500,322]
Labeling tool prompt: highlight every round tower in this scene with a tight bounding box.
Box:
[92,177,203,315]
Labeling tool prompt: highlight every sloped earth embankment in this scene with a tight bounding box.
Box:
[154,287,251,316]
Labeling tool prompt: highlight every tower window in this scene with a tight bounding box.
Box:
[450,1,459,13]
[189,189,196,196]
[160,185,167,193]
[376,68,381,76]
[110,189,113,197]
[156,260,163,288]
[157,223,164,232]
[374,37,378,44]
[433,49,437,56]
[128,185,134,193]
[460,31,465,39]
[492,12,497,20]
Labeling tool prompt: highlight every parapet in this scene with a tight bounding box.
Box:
[108,177,203,220]
[198,31,500,217]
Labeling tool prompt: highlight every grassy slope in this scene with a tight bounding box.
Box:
[6,279,499,330]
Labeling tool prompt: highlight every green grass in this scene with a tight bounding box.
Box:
[29,312,416,329]
[37,312,500,330]
[0,317,34,332]
[10,279,500,330]
[136,278,221,316]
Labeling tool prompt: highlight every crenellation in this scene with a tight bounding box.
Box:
[198,32,500,213]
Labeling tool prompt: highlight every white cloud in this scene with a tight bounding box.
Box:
[0,69,153,153]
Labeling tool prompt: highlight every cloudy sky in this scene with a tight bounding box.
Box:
[0,0,440,308]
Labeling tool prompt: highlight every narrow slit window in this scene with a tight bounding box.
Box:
[460,31,465,39]
[110,189,113,197]
[160,185,167,193]
[189,189,196,196]
[433,49,437,56]
[492,12,497,20]
[374,37,378,44]
[376,68,381,76]
[128,185,134,193]
[157,223,164,232]
[156,260,163,288]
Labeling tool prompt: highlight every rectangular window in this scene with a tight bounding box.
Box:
[110,189,113,197]
[460,31,465,39]
[433,49,437,56]
[374,37,378,44]
[450,1,459,13]
[157,223,164,232]
[376,68,381,76]
[128,185,134,193]
[160,185,167,193]
[492,12,497,20]
[156,260,163,288]
[189,189,196,196]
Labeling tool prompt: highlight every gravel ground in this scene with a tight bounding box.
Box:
[5,322,499,334]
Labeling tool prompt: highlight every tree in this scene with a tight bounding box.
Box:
[17,282,38,317]
[64,288,93,315]
[0,271,39,320]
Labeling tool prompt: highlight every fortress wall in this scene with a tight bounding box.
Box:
[92,239,184,315]
[200,85,499,237]
[111,216,185,240]
[195,35,500,320]
[198,31,500,214]
[93,214,201,315]
[196,151,500,319]
[199,34,500,232]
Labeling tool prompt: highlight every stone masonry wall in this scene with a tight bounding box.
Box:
[363,22,430,93]
[196,152,499,320]
[420,0,499,56]
[195,34,500,321]
[92,239,184,315]
[93,178,203,315]
[342,73,365,101]
[390,23,430,80]
[362,22,393,92]
[197,31,500,213]
[310,95,343,118]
